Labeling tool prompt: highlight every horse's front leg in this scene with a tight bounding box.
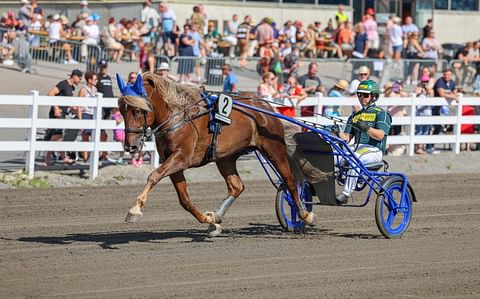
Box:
[170,171,214,224]
[125,153,189,223]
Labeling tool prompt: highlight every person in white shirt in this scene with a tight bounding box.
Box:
[141,0,159,33]
[390,17,403,60]
[81,16,99,62]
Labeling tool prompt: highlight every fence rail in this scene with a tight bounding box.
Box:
[1,92,479,180]
[0,91,159,180]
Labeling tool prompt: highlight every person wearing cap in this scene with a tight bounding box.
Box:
[155,62,177,81]
[335,80,392,204]
[221,64,237,93]
[44,69,83,166]
[96,60,114,161]
[81,15,99,62]
[325,79,348,117]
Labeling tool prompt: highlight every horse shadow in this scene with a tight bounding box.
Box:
[17,224,380,250]
[17,229,211,250]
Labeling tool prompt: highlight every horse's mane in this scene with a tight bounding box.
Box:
[143,72,201,110]
[118,96,153,112]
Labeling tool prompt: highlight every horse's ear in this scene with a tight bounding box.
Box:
[134,74,147,97]
[116,73,127,95]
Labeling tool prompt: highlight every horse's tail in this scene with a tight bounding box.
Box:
[282,121,329,184]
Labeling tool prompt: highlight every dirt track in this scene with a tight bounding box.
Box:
[1,174,480,298]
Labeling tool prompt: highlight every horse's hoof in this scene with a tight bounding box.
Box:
[205,211,223,224]
[125,211,143,223]
[304,212,317,227]
[207,223,222,238]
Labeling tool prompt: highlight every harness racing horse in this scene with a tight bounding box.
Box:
[116,72,317,236]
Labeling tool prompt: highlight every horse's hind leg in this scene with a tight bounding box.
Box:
[260,141,317,227]
[202,157,245,237]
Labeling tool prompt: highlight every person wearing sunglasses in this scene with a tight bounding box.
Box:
[348,65,370,96]
[335,80,392,204]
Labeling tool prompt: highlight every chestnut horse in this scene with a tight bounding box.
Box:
[116,72,317,236]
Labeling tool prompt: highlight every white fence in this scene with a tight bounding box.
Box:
[0,91,159,180]
[0,92,479,180]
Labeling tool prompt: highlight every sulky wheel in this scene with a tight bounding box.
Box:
[275,181,313,232]
[375,178,413,238]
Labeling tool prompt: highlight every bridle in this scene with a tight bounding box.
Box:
[121,94,214,152]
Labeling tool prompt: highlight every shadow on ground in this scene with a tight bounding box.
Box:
[17,223,380,249]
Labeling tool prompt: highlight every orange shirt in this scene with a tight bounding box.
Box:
[337,28,351,45]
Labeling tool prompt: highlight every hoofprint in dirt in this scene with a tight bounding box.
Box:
[1,174,479,298]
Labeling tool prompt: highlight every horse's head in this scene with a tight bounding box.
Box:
[116,73,154,154]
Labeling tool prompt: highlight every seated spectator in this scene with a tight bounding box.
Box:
[453,42,477,88]
[325,79,348,117]
[103,17,124,63]
[336,21,353,58]
[78,71,98,162]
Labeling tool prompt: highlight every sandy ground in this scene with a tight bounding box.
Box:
[1,174,480,298]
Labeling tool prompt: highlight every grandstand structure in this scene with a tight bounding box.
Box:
[0,0,479,44]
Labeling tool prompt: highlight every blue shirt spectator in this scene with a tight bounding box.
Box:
[222,64,237,93]
[189,28,202,57]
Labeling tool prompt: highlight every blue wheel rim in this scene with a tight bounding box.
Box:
[380,184,412,236]
[280,183,312,229]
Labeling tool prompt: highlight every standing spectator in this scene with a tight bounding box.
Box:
[349,65,370,95]
[190,6,205,37]
[111,106,127,165]
[79,0,90,16]
[256,17,274,52]
[236,15,252,67]
[224,14,239,58]
[404,32,425,84]
[363,11,379,51]
[390,17,403,60]
[352,22,369,58]
[297,62,324,95]
[414,72,434,154]
[430,69,459,154]
[221,64,237,93]
[198,4,209,36]
[18,0,33,27]
[81,16,99,63]
[325,79,348,117]
[141,0,159,35]
[335,4,348,27]
[30,0,44,17]
[44,69,83,166]
[189,23,204,82]
[384,81,407,156]
[422,18,433,41]
[297,62,324,116]
[454,42,478,88]
[159,2,176,56]
[421,29,440,72]
[28,14,42,48]
[96,60,114,161]
[177,24,195,83]
[78,71,98,162]
[155,62,177,81]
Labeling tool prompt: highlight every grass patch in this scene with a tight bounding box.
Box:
[0,171,50,188]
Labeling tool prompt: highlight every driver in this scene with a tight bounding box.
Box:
[335,80,392,204]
